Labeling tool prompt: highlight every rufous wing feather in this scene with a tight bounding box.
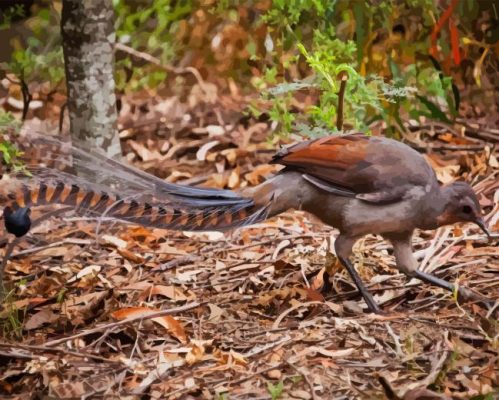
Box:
[271,133,436,203]
[271,133,370,192]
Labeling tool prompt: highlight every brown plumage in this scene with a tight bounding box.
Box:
[1,132,492,313]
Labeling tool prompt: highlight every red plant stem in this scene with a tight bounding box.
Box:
[430,0,459,58]
[449,18,461,65]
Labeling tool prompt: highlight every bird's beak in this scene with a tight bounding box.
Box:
[474,217,491,240]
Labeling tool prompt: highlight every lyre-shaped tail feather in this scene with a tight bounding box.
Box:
[16,133,248,207]
[2,132,273,236]
[1,177,272,237]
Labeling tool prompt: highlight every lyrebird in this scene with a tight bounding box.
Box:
[1,133,492,313]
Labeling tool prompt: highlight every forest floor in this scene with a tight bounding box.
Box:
[0,84,498,399]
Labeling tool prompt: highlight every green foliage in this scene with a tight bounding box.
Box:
[251,0,467,137]
[266,380,284,400]
[253,29,410,136]
[215,392,229,400]
[2,1,191,93]
[1,286,26,339]
[0,1,191,93]
[288,375,302,384]
[0,0,488,139]
[0,7,64,90]
[0,140,21,166]
[469,394,494,400]
[298,36,383,131]
[114,0,192,91]
[0,110,22,134]
[0,4,25,30]
[263,0,328,27]
[56,288,68,304]
[0,111,24,169]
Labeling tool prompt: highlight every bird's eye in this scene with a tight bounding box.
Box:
[462,205,472,214]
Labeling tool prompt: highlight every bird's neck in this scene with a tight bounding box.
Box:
[417,184,451,230]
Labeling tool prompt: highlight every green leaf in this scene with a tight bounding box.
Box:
[266,381,284,400]
[267,80,316,96]
[416,95,451,123]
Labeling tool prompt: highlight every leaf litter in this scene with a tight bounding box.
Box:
[0,89,498,399]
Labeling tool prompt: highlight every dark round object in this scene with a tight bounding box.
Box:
[4,207,31,237]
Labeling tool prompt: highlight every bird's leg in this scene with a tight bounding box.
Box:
[412,270,491,305]
[338,256,382,314]
[335,235,382,314]
[387,233,452,289]
[386,232,491,306]
[412,270,453,291]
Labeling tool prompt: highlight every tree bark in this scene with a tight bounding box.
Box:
[61,0,121,159]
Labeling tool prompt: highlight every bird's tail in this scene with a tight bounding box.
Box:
[0,176,273,237]
[1,132,277,237]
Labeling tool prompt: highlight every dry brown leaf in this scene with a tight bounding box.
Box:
[205,125,225,136]
[185,340,210,365]
[102,234,127,248]
[129,140,162,162]
[34,246,70,258]
[25,308,59,330]
[462,245,499,257]
[221,148,238,165]
[67,265,101,283]
[272,239,291,260]
[127,226,159,241]
[310,268,325,291]
[305,288,325,302]
[228,165,240,188]
[245,164,277,185]
[8,297,47,312]
[157,242,187,255]
[229,349,248,365]
[117,248,144,264]
[289,346,355,362]
[403,387,451,400]
[266,369,282,379]
[207,303,224,322]
[111,306,187,343]
[51,382,86,399]
[138,284,189,301]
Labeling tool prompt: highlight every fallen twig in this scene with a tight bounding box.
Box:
[44,301,203,347]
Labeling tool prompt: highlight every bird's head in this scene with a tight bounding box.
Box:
[438,181,490,238]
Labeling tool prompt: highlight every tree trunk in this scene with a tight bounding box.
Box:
[61,0,121,159]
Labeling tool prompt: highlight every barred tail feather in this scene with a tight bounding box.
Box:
[1,178,271,236]
[2,133,274,236]
[110,201,272,232]
[0,178,124,237]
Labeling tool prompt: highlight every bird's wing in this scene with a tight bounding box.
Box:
[271,133,436,204]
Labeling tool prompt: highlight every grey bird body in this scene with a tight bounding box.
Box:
[244,171,424,277]
[240,134,490,311]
